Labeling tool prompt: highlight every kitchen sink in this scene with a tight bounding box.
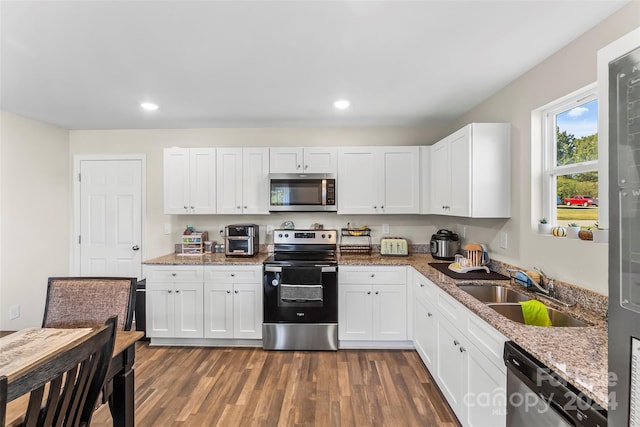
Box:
[487,303,591,327]
[458,284,531,303]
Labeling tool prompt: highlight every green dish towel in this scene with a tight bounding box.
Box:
[519,300,552,327]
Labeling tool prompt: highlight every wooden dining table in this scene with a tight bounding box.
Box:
[0,328,143,427]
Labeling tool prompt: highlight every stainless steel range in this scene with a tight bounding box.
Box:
[262,229,338,350]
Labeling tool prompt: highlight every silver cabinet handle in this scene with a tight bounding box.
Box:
[459,346,466,353]
[370,274,375,278]
[420,283,425,288]
[235,290,239,294]
[171,273,177,277]
[168,290,173,293]
[183,206,188,210]
[175,290,180,293]
[297,164,301,169]
[132,245,140,251]
[244,206,247,209]
[304,165,308,169]
[427,312,432,317]
[230,274,235,277]
[367,291,371,295]
[453,340,459,346]
[381,206,384,209]
[227,290,231,294]
[237,206,241,209]
[375,291,379,295]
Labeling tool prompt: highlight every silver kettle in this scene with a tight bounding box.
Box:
[430,229,461,261]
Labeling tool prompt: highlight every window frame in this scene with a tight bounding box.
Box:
[541,84,599,226]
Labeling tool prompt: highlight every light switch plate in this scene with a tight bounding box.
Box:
[382,224,390,234]
[500,232,508,249]
[163,223,171,235]
[9,304,20,320]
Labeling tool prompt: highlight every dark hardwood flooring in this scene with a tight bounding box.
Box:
[91,343,460,426]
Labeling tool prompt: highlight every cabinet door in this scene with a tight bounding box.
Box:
[233,283,263,339]
[380,147,420,214]
[174,283,204,338]
[372,284,407,340]
[420,146,431,214]
[146,283,174,337]
[216,148,243,214]
[338,284,373,340]
[189,148,216,214]
[269,147,303,173]
[337,148,379,214]
[435,316,468,421]
[448,128,471,217]
[466,344,506,427]
[163,148,190,214]
[242,148,270,214]
[414,296,436,370]
[303,147,337,174]
[430,140,450,214]
[204,282,234,338]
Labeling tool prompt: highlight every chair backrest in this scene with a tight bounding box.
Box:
[43,277,136,331]
[7,316,117,427]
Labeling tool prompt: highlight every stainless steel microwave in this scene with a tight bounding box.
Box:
[269,174,337,212]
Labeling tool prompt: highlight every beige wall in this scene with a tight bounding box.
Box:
[0,112,70,329]
[452,2,640,295]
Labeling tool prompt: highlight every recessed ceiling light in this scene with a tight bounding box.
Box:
[334,99,350,110]
[140,102,159,111]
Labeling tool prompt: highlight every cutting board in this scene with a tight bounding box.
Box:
[428,262,509,280]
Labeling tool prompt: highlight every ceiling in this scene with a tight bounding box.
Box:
[0,1,629,130]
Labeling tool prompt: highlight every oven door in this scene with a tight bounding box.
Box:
[263,265,337,323]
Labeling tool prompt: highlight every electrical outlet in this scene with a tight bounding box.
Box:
[266,225,274,235]
[9,304,20,320]
[460,226,466,238]
[500,232,508,249]
[382,224,390,234]
[218,224,225,236]
[163,223,171,235]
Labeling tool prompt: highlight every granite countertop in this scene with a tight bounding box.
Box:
[144,252,271,265]
[145,251,608,408]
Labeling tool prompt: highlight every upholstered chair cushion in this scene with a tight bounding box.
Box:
[43,277,136,331]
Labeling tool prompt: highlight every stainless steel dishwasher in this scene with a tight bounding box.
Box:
[503,341,607,427]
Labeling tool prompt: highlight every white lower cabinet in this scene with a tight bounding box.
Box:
[413,269,506,427]
[339,266,407,341]
[203,266,262,339]
[145,266,204,338]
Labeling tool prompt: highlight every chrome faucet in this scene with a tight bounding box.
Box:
[533,267,556,298]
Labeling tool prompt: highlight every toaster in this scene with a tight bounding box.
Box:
[380,238,408,256]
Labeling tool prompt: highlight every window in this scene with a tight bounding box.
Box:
[542,87,599,228]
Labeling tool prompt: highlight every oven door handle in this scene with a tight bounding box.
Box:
[264,265,337,273]
[280,284,323,288]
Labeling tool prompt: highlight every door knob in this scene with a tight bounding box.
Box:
[132,245,140,251]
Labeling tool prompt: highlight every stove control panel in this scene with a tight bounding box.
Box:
[273,229,337,244]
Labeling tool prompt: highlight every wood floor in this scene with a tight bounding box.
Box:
[91,343,460,427]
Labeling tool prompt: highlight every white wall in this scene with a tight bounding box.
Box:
[452,2,640,295]
[0,112,70,329]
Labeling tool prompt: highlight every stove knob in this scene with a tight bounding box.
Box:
[271,279,279,286]
[285,233,289,238]
[321,234,326,238]
[278,233,283,238]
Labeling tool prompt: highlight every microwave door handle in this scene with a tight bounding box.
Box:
[322,179,327,206]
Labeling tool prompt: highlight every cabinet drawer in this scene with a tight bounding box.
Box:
[145,266,203,283]
[466,313,507,371]
[204,265,262,283]
[414,274,438,300]
[436,290,467,324]
[339,266,407,285]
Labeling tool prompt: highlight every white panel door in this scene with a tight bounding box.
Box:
[216,148,243,214]
[189,148,216,214]
[233,283,262,339]
[174,283,204,338]
[163,148,190,214]
[242,148,270,214]
[449,129,472,217]
[269,147,303,173]
[303,147,337,174]
[204,282,234,338]
[146,283,174,338]
[80,159,142,278]
[338,285,373,340]
[372,284,407,340]
[337,148,378,214]
[380,147,420,213]
[430,140,450,214]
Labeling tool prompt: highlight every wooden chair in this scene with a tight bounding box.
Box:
[0,375,7,427]
[6,316,117,427]
[42,277,136,331]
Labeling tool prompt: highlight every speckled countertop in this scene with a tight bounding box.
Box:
[145,252,608,408]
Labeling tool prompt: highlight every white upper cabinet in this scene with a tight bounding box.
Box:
[338,146,420,214]
[164,147,216,214]
[216,147,269,215]
[430,123,511,218]
[270,147,337,174]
